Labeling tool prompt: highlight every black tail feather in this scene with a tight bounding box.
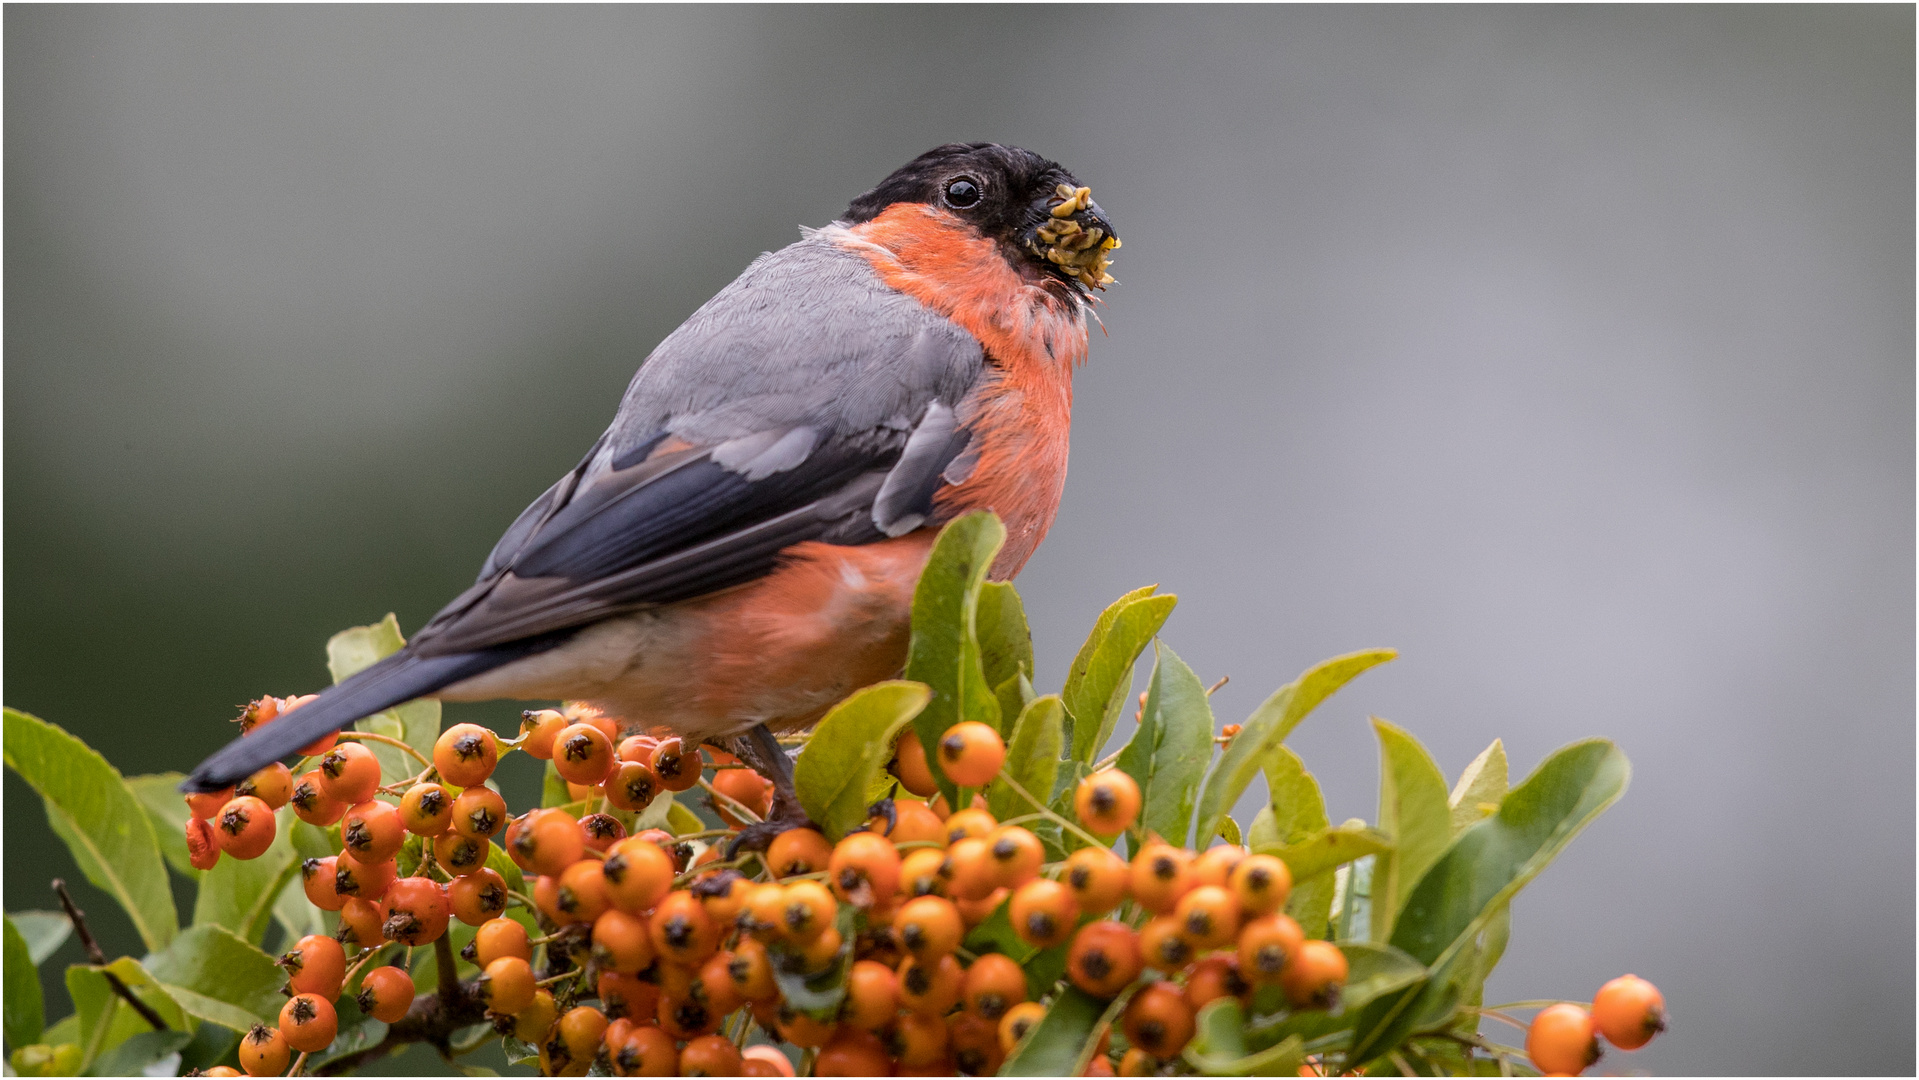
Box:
[182,637,560,792]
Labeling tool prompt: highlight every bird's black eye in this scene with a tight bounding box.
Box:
[943,177,981,209]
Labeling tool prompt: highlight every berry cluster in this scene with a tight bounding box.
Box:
[1523,975,1669,1076]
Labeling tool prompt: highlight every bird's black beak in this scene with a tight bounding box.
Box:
[1023,183,1118,291]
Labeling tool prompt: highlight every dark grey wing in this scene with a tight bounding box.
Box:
[409,235,983,657]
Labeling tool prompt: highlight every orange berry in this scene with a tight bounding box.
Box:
[1280,939,1349,1010]
[943,807,998,844]
[235,762,293,811]
[679,1034,744,1077]
[592,971,656,1026]
[333,852,395,902]
[238,1023,289,1077]
[1238,913,1306,983]
[602,835,675,913]
[1191,844,1246,889]
[899,847,951,898]
[278,934,346,999]
[649,890,721,965]
[614,1023,679,1076]
[519,709,567,760]
[480,955,536,1016]
[554,859,611,924]
[215,795,277,860]
[780,880,838,941]
[899,953,964,1015]
[1067,921,1143,998]
[341,799,405,863]
[1124,981,1196,1059]
[1527,1003,1601,1075]
[949,1011,1005,1076]
[300,856,344,911]
[1139,915,1196,973]
[1229,853,1292,915]
[892,1011,949,1067]
[512,988,558,1043]
[1064,846,1130,915]
[988,826,1045,888]
[186,817,220,871]
[1009,878,1079,948]
[945,836,999,901]
[278,993,338,1053]
[450,786,507,840]
[448,868,509,925]
[580,813,626,853]
[695,869,752,926]
[1119,1047,1155,1076]
[963,952,1028,1020]
[556,1006,610,1069]
[998,1000,1047,1055]
[433,833,490,877]
[815,1026,891,1077]
[433,723,499,788]
[795,925,845,971]
[554,722,616,785]
[382,876,450,945]
[765,828,833,878]
[288,771,346,827]
[1592,974,1667,1051]
[1175,884,1242,950]
[894,895,965,960]
[887,799,947,847]
[890,732,940,798]
[648,737,702,793]
[355,964,414,1024]
[336,896,386,950]
[660,993,722,1041]
[829,832,902,905]
[317,742,381,806]
[591,908,655,974]
[727,937,779,1003]
[602,760,660,813]
[1129,841,1196,914]
[616,734,659,763]
[1186,954,1251,1011]
[712,765,774,826]
[518,808,587,879]
[937,721,1005,787]
[845,959,900,1029]
[1075,770,1142,835]
[473,916,531,966]
[186,786,233,820]
[398,782,454,836]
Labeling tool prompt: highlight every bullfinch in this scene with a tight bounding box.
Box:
[184,143,1119,834]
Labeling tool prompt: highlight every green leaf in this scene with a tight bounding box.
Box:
[67,960,187,1072]
[1184,999,1305,1076]
[768,904,861,1020]
[327,614,441,786]
[1260,747,1335,938]
[1238,942,1429,1053]
[1265,823,1394,883]
[1000,986,1109,1076]
[144,925,286,1031]
[1370,719,1451,942]
[666,801,706,837]
[1349,739,1630,1063]
[1448,740,1508,836]
[903,512,1006,801]
[9,912,73,966]
[794,682,933,840]
[303,994,388,1073]
[1331,854,1375,943]
[4,709,178,952]
[124,773,197,878]
[976,580,1034,727]
[986,696,1065,824]
[541,759,571,808]
[90,1029,191,1076]
[1192,650,1395,850]
[194,806,300,946]
[1063,592,1178,761]
[484,841,526,896]
[5,916,46,1049]
[1114,643,1214,848]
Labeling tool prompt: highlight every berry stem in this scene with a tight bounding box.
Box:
[289,1050,310,1077]
[698,777,765,825]
[991,768,1108,851]
[341,942,395,990]
[337,731,434,768]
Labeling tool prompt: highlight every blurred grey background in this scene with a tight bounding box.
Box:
[6,5,1911,1075]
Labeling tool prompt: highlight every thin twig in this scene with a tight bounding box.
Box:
[290,1051,310,1077]
[1206,675,1230,695]
[52,880,170,1032]
[698,778,764,826]
[991,769,1109,851]
[337,731,434,767]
